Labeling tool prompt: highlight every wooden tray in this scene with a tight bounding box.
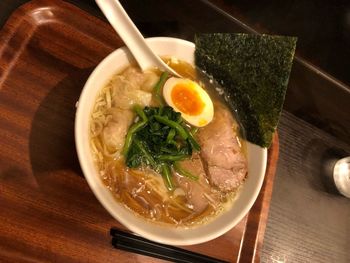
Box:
[0,1,279,262]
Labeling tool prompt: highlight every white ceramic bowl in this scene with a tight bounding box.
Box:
[75,37,267,246]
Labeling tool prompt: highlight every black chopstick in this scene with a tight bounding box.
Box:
[110,228,229,263]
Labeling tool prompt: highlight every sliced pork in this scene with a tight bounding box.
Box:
[174,154,219,213]
[197,104,248,192]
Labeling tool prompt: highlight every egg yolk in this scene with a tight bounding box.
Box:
[171,83,205,116]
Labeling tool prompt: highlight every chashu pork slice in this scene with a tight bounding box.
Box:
[173,154,219,213]
[197,104,248,192]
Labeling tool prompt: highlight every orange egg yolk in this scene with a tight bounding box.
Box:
[171,83,204,116]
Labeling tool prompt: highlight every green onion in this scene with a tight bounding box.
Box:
[157,154,189,162]
[160,163,174,191]
[190,127,199,135]
[158,106,164,115]
[159,146,177,154]
[174,162,199,181]
[123,106,202,192]
[187,134,201,151]
[134,105,148,122]
[153,72,169,105]
[134,138,156,168]
[122,120,147,156]
[166,128,176,143]
[184,127,201,151]
[154,115,188,140]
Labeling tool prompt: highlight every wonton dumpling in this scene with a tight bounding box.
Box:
[110,77,152,109]
[102,109,133,151]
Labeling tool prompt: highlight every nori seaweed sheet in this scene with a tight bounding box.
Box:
[195,33,297,148]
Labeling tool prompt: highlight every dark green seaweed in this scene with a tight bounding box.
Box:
[195,33,297,147]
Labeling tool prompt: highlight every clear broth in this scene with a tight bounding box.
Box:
[90,58,246,226]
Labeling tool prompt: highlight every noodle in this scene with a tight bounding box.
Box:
[89,62,241,226]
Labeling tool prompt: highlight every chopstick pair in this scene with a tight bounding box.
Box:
[110,228,229,263]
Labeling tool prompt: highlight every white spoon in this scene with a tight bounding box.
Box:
[95,0,181,77]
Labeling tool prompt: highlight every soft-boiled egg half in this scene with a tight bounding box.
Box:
[163,77,214,127]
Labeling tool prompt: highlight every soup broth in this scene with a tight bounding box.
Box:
[90,58,247,226]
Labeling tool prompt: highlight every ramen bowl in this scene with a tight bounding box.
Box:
[75,37,267,246]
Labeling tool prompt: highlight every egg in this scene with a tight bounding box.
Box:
[163,77,214,127]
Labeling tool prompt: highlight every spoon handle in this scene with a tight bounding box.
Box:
[96,0,180,76]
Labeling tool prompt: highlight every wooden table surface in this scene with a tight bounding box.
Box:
[0,0,350,262]
[0,0,280,262]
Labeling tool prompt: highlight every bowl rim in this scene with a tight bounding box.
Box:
[75,36,267,245]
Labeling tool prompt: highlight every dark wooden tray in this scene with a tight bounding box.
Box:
[0,0,279,262]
